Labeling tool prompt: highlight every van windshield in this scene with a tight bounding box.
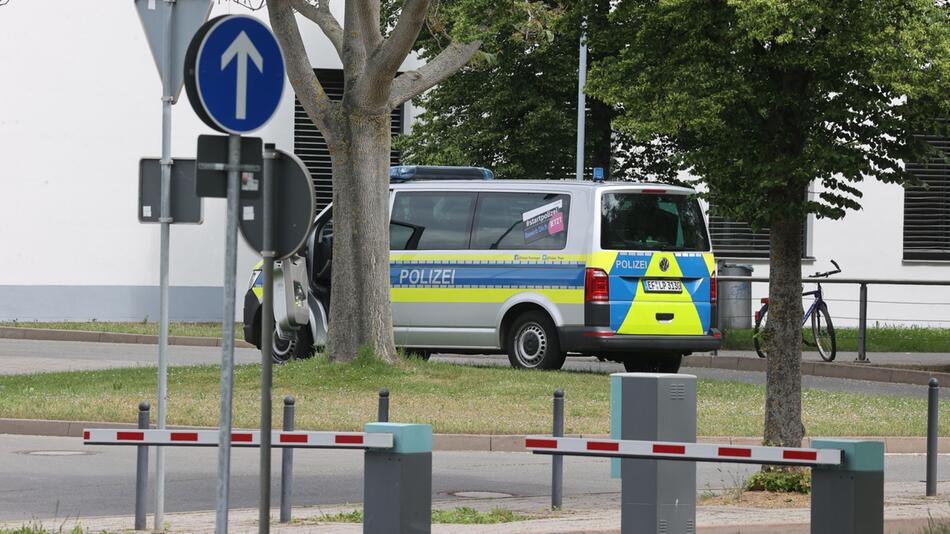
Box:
[600,192,710,251]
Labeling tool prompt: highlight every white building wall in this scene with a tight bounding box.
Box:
[0,1,415,321]
[731,179,950,329]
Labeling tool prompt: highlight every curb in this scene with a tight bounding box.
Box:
[0,326,255,349]
[684,354,950,388]
[3,418,948,453]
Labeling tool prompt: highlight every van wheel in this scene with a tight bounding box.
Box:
[622,353,683,373]
[506,311,565,370]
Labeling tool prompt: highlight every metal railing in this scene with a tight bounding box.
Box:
[717,276,950,362]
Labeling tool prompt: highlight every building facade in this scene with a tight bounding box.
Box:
[0,2,947,329]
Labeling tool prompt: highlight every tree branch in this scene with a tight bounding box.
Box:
[371,0,431,79]
[269,0,340,142]
[289,0,343,59]
[342,1,369,79]
[354,0,383,55]
[389,40,482,108]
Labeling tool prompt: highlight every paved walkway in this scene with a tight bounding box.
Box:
[5,482,950,533]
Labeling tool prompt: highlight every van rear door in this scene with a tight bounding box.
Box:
[598,189,714,336]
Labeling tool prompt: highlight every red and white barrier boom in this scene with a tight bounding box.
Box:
[84,429,393,449]
[525,436,842,467]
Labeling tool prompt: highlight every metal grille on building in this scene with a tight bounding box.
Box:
[293,69,405,212]
[904,133,950,261]
[708,214,773,259]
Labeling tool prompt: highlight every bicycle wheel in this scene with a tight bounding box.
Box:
[753,303,769,358]
[811,302,836,362]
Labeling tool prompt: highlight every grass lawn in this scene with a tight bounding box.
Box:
[0,321,236,339]
[722,326,950,353]
[0,355,946,437]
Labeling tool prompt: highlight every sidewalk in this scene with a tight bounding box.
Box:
[6,482,950,533]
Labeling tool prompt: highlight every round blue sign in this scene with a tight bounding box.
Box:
[185,15,285,134]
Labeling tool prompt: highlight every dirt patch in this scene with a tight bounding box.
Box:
[700,491,810,508]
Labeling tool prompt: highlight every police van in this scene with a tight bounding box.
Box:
[244,166,720,372]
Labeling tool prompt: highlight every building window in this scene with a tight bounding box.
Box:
[707,210,809,260]
[293,69,405,212]
[903,133,950,261]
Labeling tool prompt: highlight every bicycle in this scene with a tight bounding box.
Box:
[753,260,840,362]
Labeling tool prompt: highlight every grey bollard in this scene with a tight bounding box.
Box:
[552,389,564,510]
[363,423,432,534]
[811,439,884,534]
[280,396,295,523]
[928,378,939,496]
[378,389,389,423]
[135,401,150,531]
[611,373,696,534]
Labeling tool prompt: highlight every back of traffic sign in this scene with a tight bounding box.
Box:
[184,15,285,134]
[239,149,315,260]
[135,0,213,102]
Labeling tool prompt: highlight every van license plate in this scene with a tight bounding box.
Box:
[643,280,683,293]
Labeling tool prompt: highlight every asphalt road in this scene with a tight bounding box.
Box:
[0,434,945,522]
[0,338,937,398]
[431,353,938,399]
[0,338,260,375]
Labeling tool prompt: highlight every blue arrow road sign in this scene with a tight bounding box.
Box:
[185,15,285,134]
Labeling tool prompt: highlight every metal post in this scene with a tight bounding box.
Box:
[215,133,242,534]
[552,389,564,510]
[928,378,939,497]
[154,2,175,529]
[856,283,869,363]
[575,18,587,181]
[136,401,151,531]
[378,389,389,423]
[279,396,295,523]
[259,144,277,533]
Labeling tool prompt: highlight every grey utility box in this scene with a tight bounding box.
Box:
[718,263,753,330]
[611,373,697,534]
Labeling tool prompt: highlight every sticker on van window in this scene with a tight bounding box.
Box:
[522,200,565,243]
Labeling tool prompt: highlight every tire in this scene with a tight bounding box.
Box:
[505,311,565,370]
[623,353,683,373]
[271,325,314,364]
[753,303,769,358]
[810,302,836,362]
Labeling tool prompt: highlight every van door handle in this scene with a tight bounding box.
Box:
[656,313,674,322]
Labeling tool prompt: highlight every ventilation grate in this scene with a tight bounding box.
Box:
[293,69,404,213]
[669,383,686,400]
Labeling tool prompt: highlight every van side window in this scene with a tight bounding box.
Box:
[471,193,570,250]
[390,191,476,250]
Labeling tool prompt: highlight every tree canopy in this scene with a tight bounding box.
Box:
[397,0,678,181]
[586,0,950,446]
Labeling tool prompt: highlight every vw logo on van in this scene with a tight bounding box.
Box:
[659,258,670,272]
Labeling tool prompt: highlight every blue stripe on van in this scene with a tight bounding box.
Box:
[391,263,585,288]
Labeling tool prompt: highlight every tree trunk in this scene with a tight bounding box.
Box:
[763,210,804,447]
[326,112,397,362]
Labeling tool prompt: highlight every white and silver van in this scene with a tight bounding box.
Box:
[244,167,721,372]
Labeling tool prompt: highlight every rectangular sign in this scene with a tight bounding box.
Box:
[195,135,263,198]
[522,200,565,244]
[138,158,203,224]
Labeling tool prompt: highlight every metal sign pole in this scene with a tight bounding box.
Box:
[259,144,277,533]
[155,1,175,529]
[575,17,587,181]
[216,133,242,534]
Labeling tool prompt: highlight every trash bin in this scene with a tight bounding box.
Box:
[718,263,753,330]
